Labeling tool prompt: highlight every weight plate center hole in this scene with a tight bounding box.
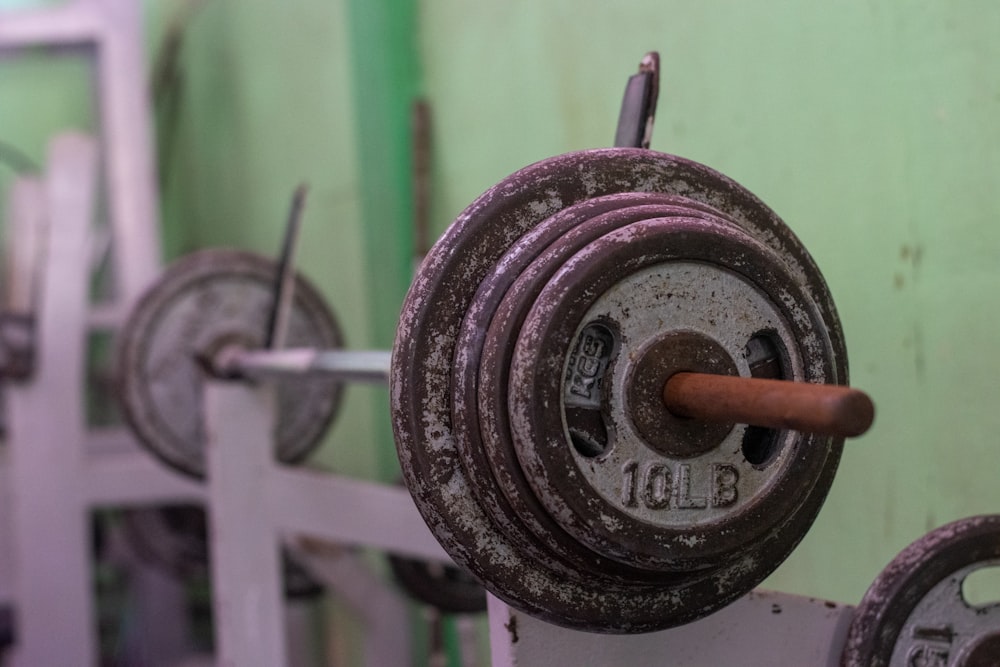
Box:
[563,321,616,458]
[740,331,789,467]
[196,333,258,380]
[959,633,1000,667]
[626,330,738,459]
[962,564,1000,609]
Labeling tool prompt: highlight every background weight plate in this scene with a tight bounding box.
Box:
[121,505,324,599]
[387,553,487,614]
[841,514,1000,667]
[393,148,848,631]
[117,249,344,478]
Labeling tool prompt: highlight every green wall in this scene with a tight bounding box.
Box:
[3,0,1000,636]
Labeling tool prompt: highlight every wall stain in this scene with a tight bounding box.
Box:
[913,321,926,380]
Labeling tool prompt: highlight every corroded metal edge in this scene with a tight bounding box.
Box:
[840,514,1000,666]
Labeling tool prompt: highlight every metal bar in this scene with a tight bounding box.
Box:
[80,450,205,506]
[291,542,412,666]
[488,590,855,667]
[265,184,309,350]
[270,468,450,563]
[3,179,45,315]
[6,133,98,667]
[231,348,392,384]
[663,372,875,438]
[0,2,101,48]
[0,0,164,310]
[204,382,286,667]
[613,51,660,149]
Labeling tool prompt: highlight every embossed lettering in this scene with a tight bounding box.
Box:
[565,326,613,408]
[621,461,741,511]
[711,464,739,507]
[621,461,638,507]
[642,464,672,510]
[906,644,949,667]
[674,463,707,509]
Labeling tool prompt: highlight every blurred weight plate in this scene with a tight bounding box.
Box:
[117,249,343,478]
[841,514,1000,667]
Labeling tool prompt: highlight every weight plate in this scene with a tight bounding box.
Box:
[508,216,837,571]
[468,197,730,579]
[841,515,1000,667]
[117,249,344,478]
[387,553,487,614]
[393,148,848,632]
[121,505,324,599]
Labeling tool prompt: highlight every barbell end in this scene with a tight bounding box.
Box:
[662,372,875,439]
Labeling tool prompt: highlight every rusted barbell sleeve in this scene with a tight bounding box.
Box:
[663,372,875,438]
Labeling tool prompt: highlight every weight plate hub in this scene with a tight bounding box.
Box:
[117,249,344,478]
[392,148,848,632]
[841,514,1000,667]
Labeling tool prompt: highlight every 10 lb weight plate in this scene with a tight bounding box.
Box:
[508,216,835,572]
[117,249,344,478]
[391,148,850,632]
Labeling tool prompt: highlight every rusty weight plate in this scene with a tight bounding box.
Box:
[392,148,848,632]
[387,553,487,614]
[459,194,729,582]
[454,195,796,630]
[841,515,1000,667]
[507,216,837,572]
[117,249,344,478]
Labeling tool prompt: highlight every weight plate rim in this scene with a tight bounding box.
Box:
[392,148,846,631]
[840,514,1000,667]
[387,553,488,614]
[508,215,840,570]
[117,248,345,478]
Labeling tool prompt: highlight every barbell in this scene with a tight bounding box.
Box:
[116,147,873,633]
[114,48,878,631]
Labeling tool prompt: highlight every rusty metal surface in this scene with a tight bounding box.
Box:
[664,372,875,437]
[391,148,848,632]
[841,514,1000,667]
[117,249,344,478]
[628,332,738,458]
